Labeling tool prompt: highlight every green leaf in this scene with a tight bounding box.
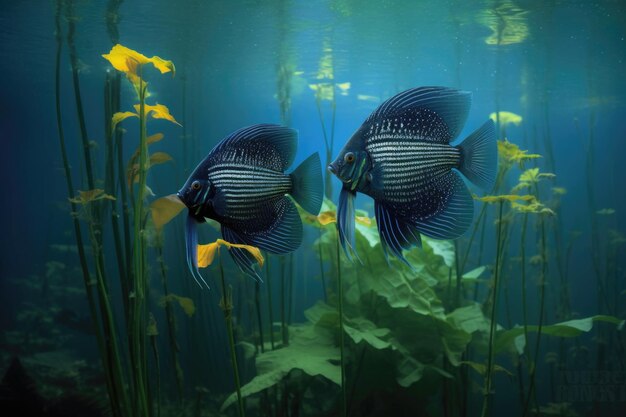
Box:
[424,237,455,268]
[462,266,486,280]
[221,324,339,411]
[460,361,513,377]
[447,304,490,334]
[344,317,391,350]
[496,315,625,355]
[396,357,425,387]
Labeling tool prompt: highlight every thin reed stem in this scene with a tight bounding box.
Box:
[219,252,245,417]
[336,236,347,417]
[480,200,504,417]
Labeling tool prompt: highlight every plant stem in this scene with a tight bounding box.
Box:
[265,254,276,350]
[219,252,245,417]
[336,236,347,417]
[255,281,265,353]
[480,200,504,417]
[130,66,150,417]
[317,228,328,302]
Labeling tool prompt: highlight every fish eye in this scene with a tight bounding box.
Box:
[344,152,355,164]
[191,180,202,190]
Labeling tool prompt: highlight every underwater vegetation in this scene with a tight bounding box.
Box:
[3,2,625,417]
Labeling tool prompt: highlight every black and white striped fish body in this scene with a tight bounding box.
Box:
[178,124,323,283]
[329,87,497,265]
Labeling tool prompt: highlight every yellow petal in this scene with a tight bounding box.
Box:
[150,194,185,231]
[134,103,182,126]
[102,44,151,74]
[112,111,138,130]
[102,44,175,76]
[197,242,220,268]
[150,55,176,75]
[317,211,337,225]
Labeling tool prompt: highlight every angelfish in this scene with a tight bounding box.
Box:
[178,124,323,285]
[328,86,497,265]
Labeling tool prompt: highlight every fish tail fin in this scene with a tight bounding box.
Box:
[289,152,323,215]
[456,119,497,190]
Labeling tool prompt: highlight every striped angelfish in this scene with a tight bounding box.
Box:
[178,124,323,284]
[328,86,497,265]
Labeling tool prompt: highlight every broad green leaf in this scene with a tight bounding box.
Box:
[424,238,455,268]
[447,304,490,334]
[343,317,391,350]
[221,324,339,410]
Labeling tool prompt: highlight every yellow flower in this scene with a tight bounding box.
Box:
[497,140,541,167]
[490,111,523,126]
[102,44,175,76]
[102,44,175,97]
[511,200,556,216]
[69,189,116,205]
[197,239,264,268]
[511,168,556,192]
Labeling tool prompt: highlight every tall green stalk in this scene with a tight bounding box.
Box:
[54,4,126,416]
[129,66,150,417]
[265,255,276,350]
[480,200,504,417]
[336,236,347,417]
[219,252,245,417]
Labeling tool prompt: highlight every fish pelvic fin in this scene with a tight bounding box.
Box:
[337,187,360,262]
[456,119,497,190]
[185,214,210,289]
[375,201,422,268]
[289,152,323,215]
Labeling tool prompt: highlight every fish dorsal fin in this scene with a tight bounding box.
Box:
[375,201,422,267]
[211,124,297,171]
[221,197,303,279]
[412,171,474,240]
[366,87,471,142]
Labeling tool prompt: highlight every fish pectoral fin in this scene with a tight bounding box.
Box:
[413,171,474,240]
[375,201,422,268]
[221,226,263,282]
[221,197,303,280]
